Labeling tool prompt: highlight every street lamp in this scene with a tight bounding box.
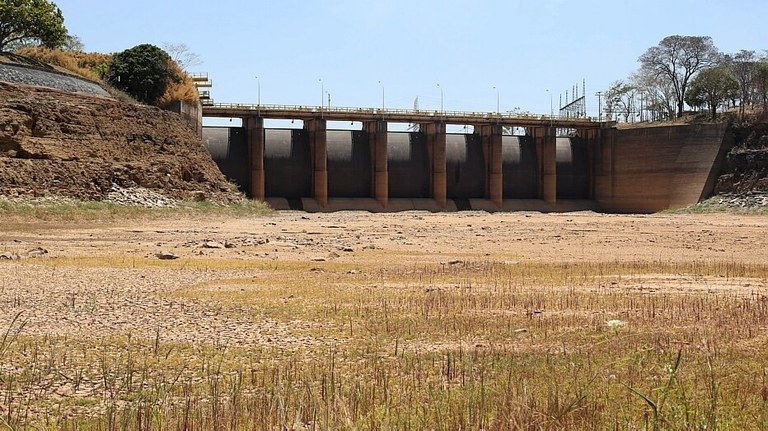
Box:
[378,80,385,119]
[546,89,554,127]
[546,89,553,117]
[319,78,323,118]
[255,75,261,116]
[437,83,444,119]
[595,91,603,122]
[493,86,500,115]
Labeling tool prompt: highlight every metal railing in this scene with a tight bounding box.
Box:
[203,102,597,123]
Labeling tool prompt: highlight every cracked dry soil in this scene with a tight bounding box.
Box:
[1,210,766,351]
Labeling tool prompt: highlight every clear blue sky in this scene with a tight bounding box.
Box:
[57,0,766,118]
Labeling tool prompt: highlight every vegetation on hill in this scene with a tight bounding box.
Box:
[105,44,178,105]
[14,45,200,106]
[1,1,199,107]
[604,35,768,123]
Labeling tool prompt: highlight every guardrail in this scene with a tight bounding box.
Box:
[203,102,596,123]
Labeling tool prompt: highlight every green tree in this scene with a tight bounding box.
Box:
[105,44,177,105]
[684,67,739,120]
[639,35,722,118]
[0,0,67,52]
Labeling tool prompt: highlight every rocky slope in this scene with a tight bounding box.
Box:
[0,81,242,202]
[715,120,768,195]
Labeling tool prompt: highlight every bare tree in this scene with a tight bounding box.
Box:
[631,70,676,121]
[754,61,768,110]
[62,34,84,51]
[728,50,757,119]
[604,80,637,122]
[639,35,722,117]
[162,42,202,70]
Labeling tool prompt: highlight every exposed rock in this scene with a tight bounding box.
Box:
[715,121,768,197]
[104,183,177,207]
[26,247,48,257]
[0,81,242,203]
[203,241,225,249]
[155,251,179,260]
[0,252,19,260]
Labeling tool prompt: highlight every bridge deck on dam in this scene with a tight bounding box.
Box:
[202,103,603,129]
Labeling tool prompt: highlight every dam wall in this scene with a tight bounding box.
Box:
[595,123,732,213]
[202,123,730,213]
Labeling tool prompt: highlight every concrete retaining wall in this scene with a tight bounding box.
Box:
[595,123,731,213]
[0,63,110,97]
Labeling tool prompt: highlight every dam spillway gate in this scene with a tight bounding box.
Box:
[202,104,601,211]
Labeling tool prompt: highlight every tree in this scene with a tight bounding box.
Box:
[0,0,67,52]
[162,42,201,70]
[105,44,178,105]
[684,67,739,120]
[604,80,637,122]
[728,50,757,119]
[753,61,768,109]
[62,34,83,51]
[631,70,676,121]
[639,35,722,118]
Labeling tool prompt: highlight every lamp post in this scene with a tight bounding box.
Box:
[378,80,385,119]
[546,89,553,127]
[595,91,603,122]
[437,83,444,119]
[255,75,261,116]
[319,78,323,118]
[493,86,500,115]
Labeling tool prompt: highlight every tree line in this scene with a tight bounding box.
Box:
[604,35,768,122]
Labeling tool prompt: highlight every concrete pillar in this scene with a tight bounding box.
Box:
[245,116,265,201]
[364,120,388,207]
[535,126,557,206]
[578,128,598,199]
[593,127,615,206]
[305,118,328,207]
[476,124,503,208]
[422,122,447,208]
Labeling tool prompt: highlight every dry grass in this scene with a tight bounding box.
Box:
[2,252,768,429]
[14,48,110,82]
[14,48,199,105]
[0,199,270,225]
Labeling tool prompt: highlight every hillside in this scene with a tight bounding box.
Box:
[0,79,241,203]
[715,120,768,195]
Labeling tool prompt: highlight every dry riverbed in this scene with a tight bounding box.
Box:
[1,210,767,429]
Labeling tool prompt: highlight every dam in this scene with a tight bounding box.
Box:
[202,104,731,213]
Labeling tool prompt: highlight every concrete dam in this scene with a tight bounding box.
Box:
[201,105,731,213]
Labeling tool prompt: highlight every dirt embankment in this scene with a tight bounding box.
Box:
[0,81,242,202]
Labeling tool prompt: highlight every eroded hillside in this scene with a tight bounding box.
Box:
[0,81,241,202]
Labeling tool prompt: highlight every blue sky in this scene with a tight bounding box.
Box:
[56,0,766,118]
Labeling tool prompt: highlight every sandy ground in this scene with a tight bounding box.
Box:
[1,211,766,348]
